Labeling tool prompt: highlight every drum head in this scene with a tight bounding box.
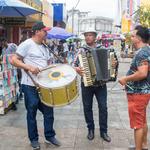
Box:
[36,64,77,88]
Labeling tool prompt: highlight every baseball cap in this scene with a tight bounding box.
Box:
[32,21,51,32]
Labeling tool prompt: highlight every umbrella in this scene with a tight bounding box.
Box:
[47,27,74,40]
[0,0,42,17]
[66,36,82,42]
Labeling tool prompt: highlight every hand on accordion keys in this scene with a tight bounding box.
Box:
[75,67,85,76]
[111,58,118,69]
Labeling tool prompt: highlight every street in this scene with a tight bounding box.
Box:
[0,58,150,150]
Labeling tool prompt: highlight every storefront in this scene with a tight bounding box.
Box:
[0,25,6,38]
[42,0,53,27]
[17,0,42,42]
[0,17,26,44]
[0,0,42,44]
[21,0,42,27]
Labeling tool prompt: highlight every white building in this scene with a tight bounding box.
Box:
[79,17,113,36]
[67,9,113,36]
[67,9,89,34]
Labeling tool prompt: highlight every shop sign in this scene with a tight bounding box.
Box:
[0,18,25,25]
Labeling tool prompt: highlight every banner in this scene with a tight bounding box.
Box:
[121,13,131,33]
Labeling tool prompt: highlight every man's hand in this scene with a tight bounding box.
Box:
[112,58,118,68]
[118,76,127,86]
[26,65,40,75]
[75,67,84,76]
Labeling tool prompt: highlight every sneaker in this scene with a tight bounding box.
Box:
[45,137,61,147]
[31,141,40,150]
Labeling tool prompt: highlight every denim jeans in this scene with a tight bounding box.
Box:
[81,82,108,134]
[22,84,56,142]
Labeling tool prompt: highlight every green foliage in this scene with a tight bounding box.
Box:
[134,5,150,27]
[125,32,132,45]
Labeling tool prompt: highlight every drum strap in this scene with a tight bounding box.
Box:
[24,70,39,88]
[22,60,40,89]
[42,43,64,63]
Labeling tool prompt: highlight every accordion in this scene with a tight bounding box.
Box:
[78,47,118,87]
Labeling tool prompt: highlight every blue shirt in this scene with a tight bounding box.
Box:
[126,46,150,94]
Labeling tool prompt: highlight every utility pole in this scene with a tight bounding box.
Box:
[78,11,80,35]
[71,0,80,34]
[72,7,74,34]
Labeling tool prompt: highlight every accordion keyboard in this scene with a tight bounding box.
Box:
[109,52,116,78]
[78,53,93,86]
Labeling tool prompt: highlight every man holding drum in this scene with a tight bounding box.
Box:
[11,21,61,150]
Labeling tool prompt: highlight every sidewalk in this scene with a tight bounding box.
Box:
[119,57,132,63]
[0,61,150,150]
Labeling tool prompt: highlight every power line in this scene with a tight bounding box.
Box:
[71,0,81,33]
[74,0,80,9]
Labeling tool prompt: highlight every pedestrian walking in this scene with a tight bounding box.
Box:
[125,45,129,57]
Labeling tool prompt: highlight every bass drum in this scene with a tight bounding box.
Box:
[36,64,78,107]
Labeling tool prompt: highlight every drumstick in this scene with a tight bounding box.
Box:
[111,80,134,91]
[40,65,57,72]
[126,83,134,91]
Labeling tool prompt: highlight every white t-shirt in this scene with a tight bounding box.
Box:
[16,38,53,86]
[63,43,69,52]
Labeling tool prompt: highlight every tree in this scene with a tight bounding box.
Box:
[125,32,132,45]
[134,4,150,27]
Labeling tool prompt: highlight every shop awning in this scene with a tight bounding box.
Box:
[0,0,42,17]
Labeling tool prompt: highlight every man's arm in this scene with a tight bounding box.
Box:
[73,49,84,76]
[119,62,148,85]
[11,54,40,74]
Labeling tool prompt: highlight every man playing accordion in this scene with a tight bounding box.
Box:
[74,28,118,142]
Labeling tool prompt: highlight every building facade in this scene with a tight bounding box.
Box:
[79,17,113,36]
[114,0,140,33]
[67,9,113,36]
[0,0,42,44]
[52,3,67,27]
[20,0,42,43]
[42,0,53,27]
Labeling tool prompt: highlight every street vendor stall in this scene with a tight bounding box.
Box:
[98,33,125,57]
[0,42,19,114]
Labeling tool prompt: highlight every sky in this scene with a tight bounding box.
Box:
[48,0,116,19]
